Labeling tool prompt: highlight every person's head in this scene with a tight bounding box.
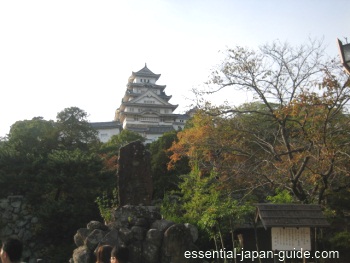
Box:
[0,237,23,263]
[96,245,113,263]
[110,246,128,263]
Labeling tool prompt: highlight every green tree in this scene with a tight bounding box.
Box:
[266,188,295,203]
[35,147,103,258]
[0,117,58,197]
[56,106,100,151]
[149,131,190,199]
[0,107,105,261]
[168,110,267,200]
[100,129,144,156]
[162,163,254,257]
[6,117,58,155]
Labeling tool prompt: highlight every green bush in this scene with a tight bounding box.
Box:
[329,231,350,250]
[95,189,119,223]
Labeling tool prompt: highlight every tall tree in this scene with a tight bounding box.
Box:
[150,131,190,199]
[0,107,104,261]
[0,117,58,197]
[56,106,100,151]
[171,40,350,205]
[165,41,350,256]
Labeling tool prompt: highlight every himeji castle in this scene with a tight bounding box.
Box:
[91,64,190,143]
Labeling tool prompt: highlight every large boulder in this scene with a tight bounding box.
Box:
[146,229,163,247]
[72,211,201,263]
[142,241,160,263]
[184,223,199,242]
[87,220,108,231]
[72,246,93,263]
[161,224,197,263]
[109,205,161,229]
[98,229,119,247]
[151,220,175,233]
[85,229,107,250]
[74,228,90,247]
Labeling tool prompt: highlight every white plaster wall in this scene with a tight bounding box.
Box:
[97,127,120,143]
[145,133,161,143]
[173,123,186,130]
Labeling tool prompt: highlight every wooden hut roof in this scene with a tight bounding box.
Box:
[256,204,330,229]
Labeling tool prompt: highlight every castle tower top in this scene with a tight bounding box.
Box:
[128,64,161,84]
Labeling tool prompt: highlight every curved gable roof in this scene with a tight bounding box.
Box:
[128,90,173,106]
[130,64,161,81]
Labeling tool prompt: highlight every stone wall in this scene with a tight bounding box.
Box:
[0,196,41,263]
[71,205,202,263]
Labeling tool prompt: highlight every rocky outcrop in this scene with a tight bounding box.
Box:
[72,141,201,262]
[117,140,153,206]
[71,205,201,263]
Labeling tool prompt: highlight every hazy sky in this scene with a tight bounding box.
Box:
[0,0,349,137]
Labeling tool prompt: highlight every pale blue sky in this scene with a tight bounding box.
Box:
[0,0,349,137]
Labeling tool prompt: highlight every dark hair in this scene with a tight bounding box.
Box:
[1,237,23,262]
[96,245,113,263]
[111,246,129,263]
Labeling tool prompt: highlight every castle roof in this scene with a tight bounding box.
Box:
[129,64,161,82]
[127,82,166,90]
[124,89,172,101]
[128,125,175,134]
[90,121,122,129]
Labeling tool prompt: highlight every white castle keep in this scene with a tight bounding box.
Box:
[91,64,190,143]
